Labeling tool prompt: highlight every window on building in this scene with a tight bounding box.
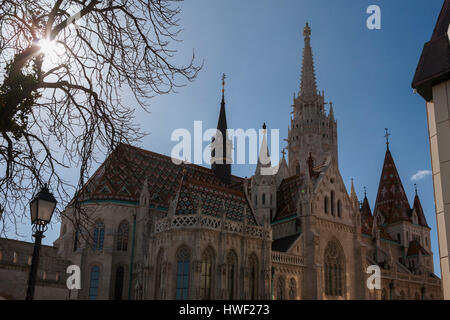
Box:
[92,221,105,251]
[270,194,273,205]
[330,191,335,216]
[154,249,164,299]
[114,266,124,300]
[254,195,257,206]
[337,200,342,217]
[324,241,344,297]
[262,194,266,205]
[276,277,285,300]
[397,234,401,244]
[200,248,213,300]
[288,278,296,300]
[249,254,258,300]
[324,196,329,214]
[73,229,79,252]
[88,266,100,300]
[295,163,300,176]
[117,221,129,251]
[175,246,190,300]
[226,251,237,300]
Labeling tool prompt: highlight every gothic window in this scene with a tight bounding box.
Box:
[117,221,129,251]
[154,249,164,299]
[270,194,273,205]
[114,266,124,300]
[92,221,105,251]
[226,251,238,300]
[276,276,285,300]
[288,278,297,300]
[381,288,387,300]
[73,229,79,252]
[330,191,335,216]
[175,246,190,300]
[249,254,258,299]
[88,266,100,300]
[200,248,213,300]
[262,194,266,205]
[324,196,329,214]
[324,241,345,297]
[254,195,257,206]
[337,200,342,217]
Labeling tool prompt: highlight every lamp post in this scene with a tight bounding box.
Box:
[25,184,57,300]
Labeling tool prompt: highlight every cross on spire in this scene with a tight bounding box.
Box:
[384,128,390,149]
[414,183,418,196]
[221,73,226,100]
[363,186,367,197]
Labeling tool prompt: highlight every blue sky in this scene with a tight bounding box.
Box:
[11,0,445,276]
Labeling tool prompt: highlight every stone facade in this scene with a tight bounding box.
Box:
[0,238,69,300]
[0,23,443,300]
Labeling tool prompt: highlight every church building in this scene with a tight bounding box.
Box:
[1,23,441,300]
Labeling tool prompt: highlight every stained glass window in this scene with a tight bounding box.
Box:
[88,266,100,300]
[175,247,190,300]
[92,221,105,251]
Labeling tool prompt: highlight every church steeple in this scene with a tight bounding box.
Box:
[374,141,410,224]
[300,22,318,98]
[211,73,232,185]
[287,23,338,176]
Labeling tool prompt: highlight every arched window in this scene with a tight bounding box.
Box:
[276,276,285,300]
[154,249,164,299]
[73,229,79,252]
[324,241,345,297]
[324,196,329,214]
[288,278,297,300]
[226,251,237,300]
[330,191,335,216]
[337,200,342,217]
[249,254,258,299]
[88,266,100,300]
[117,221,129,251]
[114,266,124,300]
[175,246,190,300]
[92,221,105,251]
[262,194,266,205]
[200,248,213,300]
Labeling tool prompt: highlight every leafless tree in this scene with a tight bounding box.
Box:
[0,0,201,238]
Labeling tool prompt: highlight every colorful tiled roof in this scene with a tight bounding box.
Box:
[374,149,411,224]
[413,194,429,228]
[273,175,305,222]
[360,196,373,235]
[78,143,243,207]
[174,177,258,225]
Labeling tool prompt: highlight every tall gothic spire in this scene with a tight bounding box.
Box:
[212,73,231,185]
[300,23,318,97]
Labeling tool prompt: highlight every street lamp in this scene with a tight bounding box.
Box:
[25,184,57,300]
